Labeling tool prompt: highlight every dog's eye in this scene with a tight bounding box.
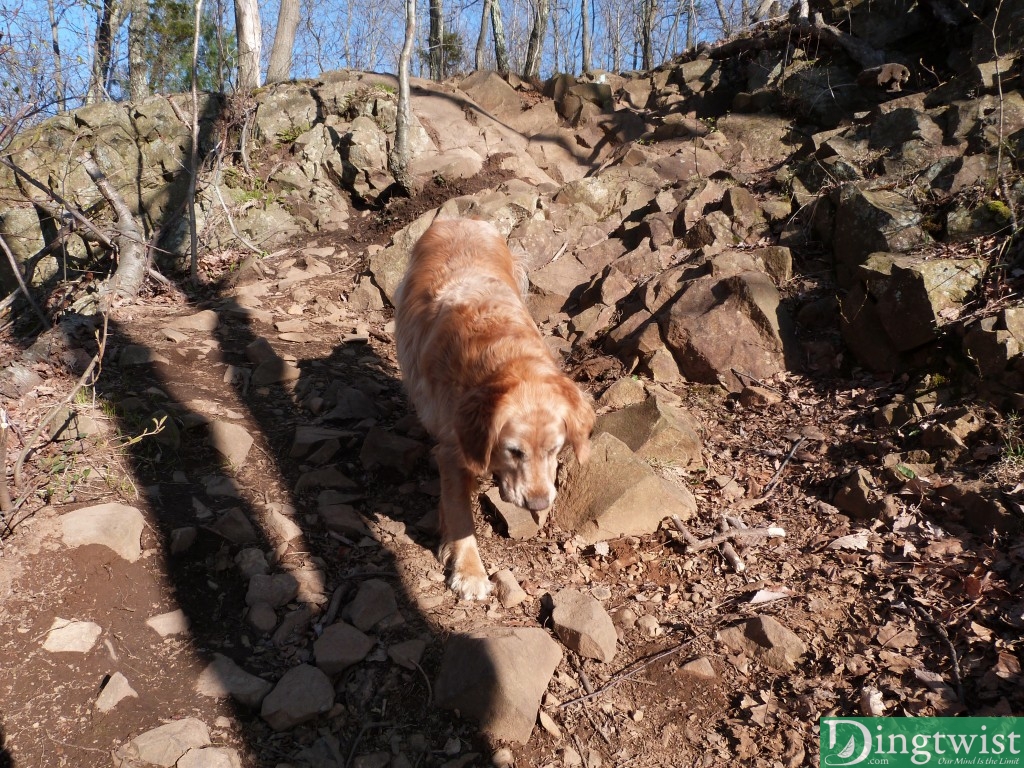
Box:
[507,446,525,460]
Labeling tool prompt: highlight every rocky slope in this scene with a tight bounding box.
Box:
[1,0,1023,766]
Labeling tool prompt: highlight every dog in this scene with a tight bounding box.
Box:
[394,218,595,600]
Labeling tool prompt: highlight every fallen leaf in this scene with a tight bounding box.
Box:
[877,621,919,649]
[828,532,870,551]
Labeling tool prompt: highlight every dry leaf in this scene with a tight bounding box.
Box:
[828,532,870,550]
[877,621,919,649]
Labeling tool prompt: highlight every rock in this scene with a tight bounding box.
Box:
[319,503,372,538]
[209,507,259,544]
[146,609,190,637]
[170,526,197,554]
[342,578,399,631]
[434,627,562,744]
[260,665,335,733]
[549,589,617,662]
[680,657,717,678]
[114,717,211,767]
[636,614,662,637]
[60,502,145,562]
[717,615,806,671]
[594,395,703,470]
[177,746,244,768]
[196,653,274,709]
[388,638,428,670]
[168,309,219,331]
[490,569,528,608]
[246,573,300,608]
[247,602,279,633]
[295,466,360,493]
[235,547,270,578]
[264,504,304,542]
[252,357,302,386]
[291,425,354,458]
[482,487,540,539]
[833,468,892,520]
[739,385,783,407]
[314,622,376,675]
[597,377,647,409]
[42,618,102,653]
[120,345,168,366]
[555,432,697,543]
[207,421,254,467]
[95,671,138,712]
[359,427,426,476]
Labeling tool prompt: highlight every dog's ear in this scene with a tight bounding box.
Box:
[555,377,595,464]
[456,383,507,474]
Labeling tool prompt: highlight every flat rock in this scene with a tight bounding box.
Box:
[247,602,279,633]
[388,638,427,670]
[555,432,697,543]
[314,622,375,675]
[482,487,540,539]
[717,615,807,671]
[434,627,562,743]
[209,507,259,544]
[252,358,301,386]
[246,573,300,608]
[177,746,243,768]
[342,578,398,631]
[680,657,717,678]
[260,664,335,731]
[115,717,211,767]
[60,502,145,562]
[95,671,138,712]
[168,310,219,332]
[291,425,355,458]
[359,427,426,476]
[490,569,528,608]
[594,395,703,470]
[146,609,190,637]
[319,503,372,538]
[597,377,647,409]
[42,618,102,653]
[208,421,254,467]
[549,589,617,662]
[235,548,269,577]
[196,653,274,708]
[264,504,303,542]
[295,466,359,493]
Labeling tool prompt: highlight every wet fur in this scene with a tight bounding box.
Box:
[394,218,594,600]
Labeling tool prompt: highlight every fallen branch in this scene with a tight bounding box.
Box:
[912,603,965,704]
[670,515,786,554]
[0,409,12,517]
[0,233,49,328]
[762,436,807,496]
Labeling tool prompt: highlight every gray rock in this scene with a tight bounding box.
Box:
[260,664,335,731]
[146,609,190,637]
[388,638,428,670]
[555,432,697,543]
[115,717,211,767]
[41,618,101,653]
[717,615,806,671]
[207,421,254,467]
[95,671,138,712]
[246,573,300,608]
[680,657,717,678]
[549,589,617,662]
[235,548,270,578]
[434,627,562,744]
[196,653,274,708]
[291,425,355,458]
[319,503,372,539]
[177,746,243,768]
[247,602,279,633]
[170,526,197,554]
[209,507,259,545]
[314,622,375,675]
[168,309,219,331]
[342,579,398,631]
[595,395,703,470]
[252,357,301,386]
[482,487,540,540]
[490,569,528,608]
[360,427,426,476]
[60,502,145,562]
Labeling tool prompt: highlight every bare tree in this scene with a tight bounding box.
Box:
[639,0,657,69]
[475,0,492,70]
[521,0,549,79]
[580,0,591,74]
[267,0,301,82]
[234,0,261,91]
[428,0,444,79]
[86,0,125,103]
[389,0,416,192]
[46,0,67,110]
[491,0,510,74]
[127,0,149,101]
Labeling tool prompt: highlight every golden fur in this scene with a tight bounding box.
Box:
[394,218,594,600]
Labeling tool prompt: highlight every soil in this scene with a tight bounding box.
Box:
[1,171,1023,768]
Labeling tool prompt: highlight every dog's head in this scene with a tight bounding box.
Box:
[456,374,594,517]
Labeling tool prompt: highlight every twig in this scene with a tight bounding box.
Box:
[730,368,783,394]
[0,409,13,516]
[671,516,785,553]
[560,630,708,708]
[912,603,965,704]
[761,437,806,496]
[0,233,49,328]
[344,721,394,768]
[211,147,265,256]
[14,314,108,489]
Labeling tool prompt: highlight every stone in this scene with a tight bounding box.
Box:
[359,427,426,476]
[291,426,355,458]
[95,671,138,712]
[680,657,717,678]
[482,487,540,540]
[388,638,428,670]
[717,615,806,671]
[555,432,697,544]
[252,357,301,386]
[146,609,190,637]
[177,747,243,768]
[247,602,279,633]
[314,622,376,675]
[265,504,303,542]
[60,502,145,562]
[42,618,102,653]
[260,664,335,731]
[833,468,890,520]
[209,507,259,544]
[319,503,372,538]
[168,310,219,332]
[246,573,300,608]
[490,569,528,608]
[342,578,398,631]
[295,466,359,493]
[235,548,270,578]
[115,718,211,767]
[196,653,274,708]
[170,526,197,554]
[597,377,647,409]
[594,395,703,470]
[549,589,617,662]
[739,385,783,407]
[207,421,254,467]
[434,627,562,744]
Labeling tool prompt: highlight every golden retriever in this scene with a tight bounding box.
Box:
[394,218,594,600]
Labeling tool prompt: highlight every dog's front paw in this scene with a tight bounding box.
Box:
[448,569,493,601]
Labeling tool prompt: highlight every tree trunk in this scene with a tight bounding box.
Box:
[475,0,492,70]
[47,0,66,111]
[428,0,444,80]
[640,0,657,70]
[86,0,123,103]
[687,0,696,48]
[522,0,549,79]
[712,0,732,36]
[266,0,300,82]
[389,0,417,193]
[234,0,261,91]
[491,0,510,75]
[127,0,149,101]
[580,0,591,75]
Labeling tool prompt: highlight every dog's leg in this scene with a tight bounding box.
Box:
[436,444,493,600]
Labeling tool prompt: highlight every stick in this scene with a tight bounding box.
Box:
[761,437,806,496]
[0,409,12,516]
[671,517,785,552]
[912,603,964,704]
[0,233,49,328]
